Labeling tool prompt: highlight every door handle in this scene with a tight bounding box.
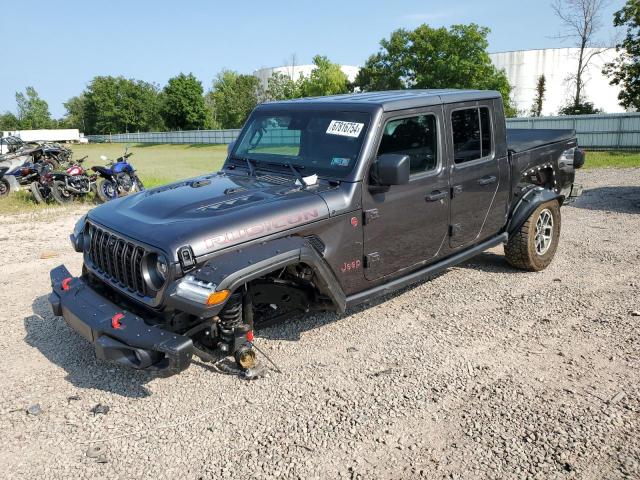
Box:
[478,175,497,186]
[426,190,448,202]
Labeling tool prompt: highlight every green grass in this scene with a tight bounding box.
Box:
[0,143,227,215]
[583,151,640,169]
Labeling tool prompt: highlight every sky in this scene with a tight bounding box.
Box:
[0,0,625,118]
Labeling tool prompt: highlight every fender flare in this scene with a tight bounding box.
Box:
[507,187,561,235]
[187,236,347,313]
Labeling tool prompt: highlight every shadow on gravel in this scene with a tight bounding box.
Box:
[24,295,153,398]
[571,186,640,214]
[457,251,524,274]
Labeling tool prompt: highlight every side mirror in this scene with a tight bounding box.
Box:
[227,141,235,156]
[374,154,410,186]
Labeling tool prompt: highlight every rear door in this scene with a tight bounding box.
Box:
[445,103,500,248]
[362,107,450,281]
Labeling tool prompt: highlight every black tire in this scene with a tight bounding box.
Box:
[44,158,60,170]
[96,178,118,203]
[134,176,144,191]
[51,180,74,205]
[30,182,47,204]
[0,178,10,197]
[505,200,561,271]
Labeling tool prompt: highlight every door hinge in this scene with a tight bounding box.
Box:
[363,208,380,224]
[364,252,381,268]
[449,224,462,237]
[451,185,463,198]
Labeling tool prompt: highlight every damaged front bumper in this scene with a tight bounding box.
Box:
[48,265,193,376]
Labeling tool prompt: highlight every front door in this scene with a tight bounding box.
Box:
[445,104,500,248]
[362,108,450,281]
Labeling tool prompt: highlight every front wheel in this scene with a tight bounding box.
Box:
[96,178,118,203]
[505,200,561,272]
[51,180,74,205]
[30,182,48,204]
[0,178,10,197]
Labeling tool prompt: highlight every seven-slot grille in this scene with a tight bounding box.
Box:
[87,223,147,296]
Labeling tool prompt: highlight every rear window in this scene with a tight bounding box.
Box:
[451,107,493,163]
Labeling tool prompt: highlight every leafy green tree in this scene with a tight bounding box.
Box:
[603,0,640,110]
[62,94,87,131]
[265,72,302,101]
[0,112,20,131]
[207,71,262,129]
[355,24,516,116]
[83,76,164,134]
[15,86,52,129]
[531,75,547,117]
[299,55,349,97]
[161,73,212,130]
[558,101,602,115]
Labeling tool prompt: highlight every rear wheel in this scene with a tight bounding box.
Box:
[51,180,74,205]
[505,200,561,271]
[30,182,47,204]
[0,178,10,197]
[97,178,118,203]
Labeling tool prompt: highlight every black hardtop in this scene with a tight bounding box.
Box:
[261,89,502,112]
[507,128,576,153]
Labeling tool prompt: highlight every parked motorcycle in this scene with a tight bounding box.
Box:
[91,149,144,202]
[49,157,96,205]
[27,156,87,204]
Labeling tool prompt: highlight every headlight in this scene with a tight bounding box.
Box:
[145,253,169,290]
[175,275,230,305]
[70,215,87,252]
[156,255,168,280]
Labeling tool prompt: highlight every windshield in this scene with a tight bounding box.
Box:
[231,110,370,180]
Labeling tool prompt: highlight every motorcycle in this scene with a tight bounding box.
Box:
[91,149,144,202]
[49,157,97,205]
[28,156,88,204]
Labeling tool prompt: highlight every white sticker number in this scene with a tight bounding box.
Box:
[326,120,364,138]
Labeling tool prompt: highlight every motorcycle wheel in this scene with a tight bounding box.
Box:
[44,158,60,170]
[134,177,145,191]
[97,178,118,203]
[51,180,74,205]
[30,182,48,204]
[0,178,10,197]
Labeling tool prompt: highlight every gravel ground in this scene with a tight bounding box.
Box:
[0,168,638,480]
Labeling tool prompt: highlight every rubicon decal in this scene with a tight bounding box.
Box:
[205,208,320,248]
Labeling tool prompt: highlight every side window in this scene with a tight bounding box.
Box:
[451,107,493,164]
[377,114,438,175]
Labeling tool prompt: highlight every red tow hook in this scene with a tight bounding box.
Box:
[111,313,125,330]
[247,330,254,342]
[61,277,72,291]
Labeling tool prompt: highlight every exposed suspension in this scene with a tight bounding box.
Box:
[217,292,256,369]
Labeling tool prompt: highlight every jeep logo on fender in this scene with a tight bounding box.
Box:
[204,208,320,248]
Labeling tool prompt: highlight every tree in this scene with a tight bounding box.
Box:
[62,94,87,131]
[531,75,547,116]
[552,0,609,113]
[603,0,640,110]
[299,55,349,97]
[83,76,164,134]
[558,101,602,115]
[265,72,302,101]
[0,112,19,131]
[15,86,52,129]
[207,71,262,129]
[160,73,212,130]
[355,24,516,116]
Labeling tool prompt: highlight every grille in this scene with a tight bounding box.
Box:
[87,224,147,296]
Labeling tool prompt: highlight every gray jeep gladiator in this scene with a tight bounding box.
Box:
[49,90,584,376]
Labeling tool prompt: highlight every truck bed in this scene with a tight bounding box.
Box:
[507,129,575,153]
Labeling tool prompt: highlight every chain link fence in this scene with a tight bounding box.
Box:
[87,112,640,150]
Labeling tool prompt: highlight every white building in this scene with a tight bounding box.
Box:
[489,48,625,115]
[254,64,360,89]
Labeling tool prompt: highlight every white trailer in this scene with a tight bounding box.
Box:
[2,129,81,143]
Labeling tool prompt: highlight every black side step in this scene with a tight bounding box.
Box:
[345,233,508,308]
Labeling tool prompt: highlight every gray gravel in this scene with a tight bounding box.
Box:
[0,168,639,479]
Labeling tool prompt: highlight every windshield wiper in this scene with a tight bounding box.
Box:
[266,161,307,188]
[231,154,257,176]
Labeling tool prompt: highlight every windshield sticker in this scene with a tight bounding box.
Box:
[326,120,364,138]
[331,157,351,167]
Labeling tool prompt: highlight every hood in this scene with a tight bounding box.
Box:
[88,172,332,259]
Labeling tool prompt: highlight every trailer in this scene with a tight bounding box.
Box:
[2,129,82,143]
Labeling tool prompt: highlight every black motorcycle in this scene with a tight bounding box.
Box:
[49,156,96,205]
